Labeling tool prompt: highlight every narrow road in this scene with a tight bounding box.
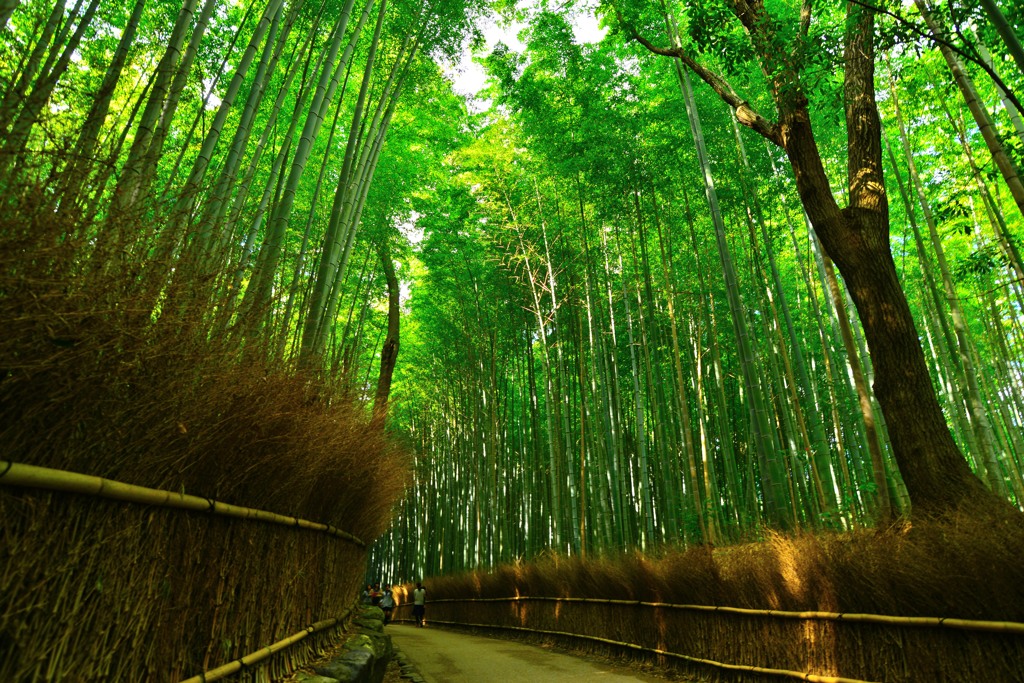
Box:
[388,623,669,682]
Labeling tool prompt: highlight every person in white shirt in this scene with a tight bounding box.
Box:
[412,582,426,627]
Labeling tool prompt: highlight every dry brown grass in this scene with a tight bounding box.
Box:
[0,200,410,681]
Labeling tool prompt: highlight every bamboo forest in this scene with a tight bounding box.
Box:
[2,0,1024,681]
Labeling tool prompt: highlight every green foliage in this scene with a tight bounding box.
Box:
[373,0,1024,582]
[1,0,1021,616]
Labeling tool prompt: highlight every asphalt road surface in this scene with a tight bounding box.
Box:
[388,624,671,682]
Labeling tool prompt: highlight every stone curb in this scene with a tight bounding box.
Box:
[297,607,392,683]
[392,644,427,683]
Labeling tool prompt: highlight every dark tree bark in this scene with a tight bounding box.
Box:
[626,0,1003,514]
[373,242,400,423]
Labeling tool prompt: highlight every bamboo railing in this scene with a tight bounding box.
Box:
[0,460,365,546]
[177,609,355,683]
[409,595,1024,634]
[400,617,876,683]
[394,594,1024,682]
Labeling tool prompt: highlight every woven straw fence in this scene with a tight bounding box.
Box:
[0,462,367,683]
[394,596,1024,682]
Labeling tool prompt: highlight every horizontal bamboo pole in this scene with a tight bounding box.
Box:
[0,460,365,546]
[177,609,353,683]
[421,618,876,683]
[407,595,1024,635]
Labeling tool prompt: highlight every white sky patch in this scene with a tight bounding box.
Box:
[442,16,525,110]
[399,210,424,246]
[201,76,223,110]
[398,266,413,308]
[443,2,607,112]
[571,4,606,46]
[397,212,423,305]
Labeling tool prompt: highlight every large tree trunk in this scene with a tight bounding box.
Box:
[779,5,994,513]
[812,204,986,511]
[624,0,1017,518]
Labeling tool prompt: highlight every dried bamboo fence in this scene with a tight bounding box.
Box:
[394,595,1024,682]
[177,611,355,683]
[0,461,369,682]
[0,462,366,545]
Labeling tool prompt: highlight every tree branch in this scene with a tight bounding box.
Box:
[850,0,1024,117]
[618,12,783,146]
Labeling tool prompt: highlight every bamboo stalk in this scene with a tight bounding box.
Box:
[176,611,352,683]
[420,619,877,683]
[407,595,1024,634]
[0,461,365,546]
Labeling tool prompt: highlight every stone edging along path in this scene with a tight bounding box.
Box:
[391,647,427,683]
[291,606,427,683]
[294,606,392,683]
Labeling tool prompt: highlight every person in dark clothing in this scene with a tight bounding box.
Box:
[380,584,395,624]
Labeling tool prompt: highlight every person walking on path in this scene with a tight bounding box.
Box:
[380,584,395,624]
[412,582,426,627]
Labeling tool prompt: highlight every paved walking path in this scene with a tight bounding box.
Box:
[387,623,669,682]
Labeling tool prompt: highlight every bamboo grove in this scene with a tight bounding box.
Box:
[0,0,484,382]
[1,0,1022,589]
[369,2,1024,582]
